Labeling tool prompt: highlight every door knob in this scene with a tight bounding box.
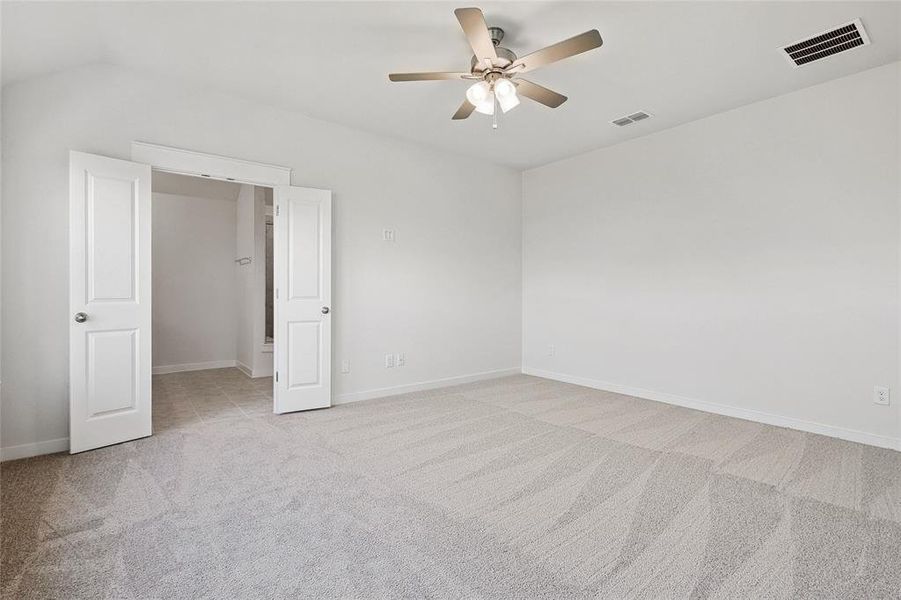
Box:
[74,312,88,323]
[321,307,330,314]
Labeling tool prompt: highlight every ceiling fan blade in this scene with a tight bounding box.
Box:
[389,72,471,82]
[454,7,497,67]
[507,30,603,74]
[452,99,476,120]
[515,79,567,108]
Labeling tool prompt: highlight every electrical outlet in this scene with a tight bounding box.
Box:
[548,345,556,357]
[341,360,350,374]
[874,386,891,406]
[385,354,395,368]
[396,353,406,367]
[382,229,396,242]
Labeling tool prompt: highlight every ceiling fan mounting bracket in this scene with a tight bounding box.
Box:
[488,26,505,46]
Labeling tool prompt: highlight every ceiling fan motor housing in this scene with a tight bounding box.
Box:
[471,48,517,73]
[469,26,516,73]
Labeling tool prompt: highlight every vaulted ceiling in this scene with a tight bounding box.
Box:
[3,1,899,169]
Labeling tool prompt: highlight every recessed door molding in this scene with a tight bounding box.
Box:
[131,141,292,187]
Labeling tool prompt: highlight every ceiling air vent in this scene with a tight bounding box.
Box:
[611,111,652,127]
[782,18,870,67]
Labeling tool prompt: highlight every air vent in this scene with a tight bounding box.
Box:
[782,19,870,67]
[611,111,652,127]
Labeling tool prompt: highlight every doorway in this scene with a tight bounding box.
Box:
[67,144,332,453]
[150,172,274,430]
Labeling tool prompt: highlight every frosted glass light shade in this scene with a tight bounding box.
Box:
[465,81,491,105]
[497,93,519,113]
[494,78,516,98]
[494,79,519,113]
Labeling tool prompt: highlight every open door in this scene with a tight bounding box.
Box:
[69,151,152,453]
[273,186,332,413]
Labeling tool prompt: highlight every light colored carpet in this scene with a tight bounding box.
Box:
[3,369,901,599]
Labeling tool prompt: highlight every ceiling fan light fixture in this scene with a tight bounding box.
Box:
[466,81,491,106]
[473,92,495,115]
[494,78,516,98]
[493,78,520,113]
[497,93,519,113]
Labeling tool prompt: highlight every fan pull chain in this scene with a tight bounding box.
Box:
[492,94,498,130]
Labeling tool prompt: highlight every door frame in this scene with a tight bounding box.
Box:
[132,141,291,187]
[131,141,297,410]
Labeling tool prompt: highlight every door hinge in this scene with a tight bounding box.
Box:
[275,371,279,383]
[276,288,279,300]
[276,205,280,216]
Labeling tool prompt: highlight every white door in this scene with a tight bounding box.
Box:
[273,186,332,413]
[69,151,152,453]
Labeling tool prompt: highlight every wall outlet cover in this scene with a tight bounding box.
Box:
[396,353,406,367]
[874,386,890,406]
[385,354,395,368]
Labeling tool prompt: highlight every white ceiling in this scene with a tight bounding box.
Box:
[3,2,899,169]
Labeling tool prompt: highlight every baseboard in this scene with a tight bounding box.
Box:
[153,360,236,375]
[235,361,253,378]
[19,367,890,461]
[236,360,272,379]
[251,360,273,379]
[0,368,519,461]
[522,367,901,452]
[1,437,69,461]
[334,367,522,405]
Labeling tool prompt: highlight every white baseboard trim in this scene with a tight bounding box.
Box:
[522,367,901,452]
[235,361,253,378]
[251,362,274,378]
[0,368,519,461]
[334,367,522,405]
[153,360,236,375]
[234,360,270,379]
[1,437,70,462]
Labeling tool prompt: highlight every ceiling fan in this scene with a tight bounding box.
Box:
[388,7,603,126]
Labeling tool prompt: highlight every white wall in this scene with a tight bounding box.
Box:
[151,191,238,371]
[523,62,901,447]
[234,183,272,378]
[1,64,522,456]
[250,186,272,378]
[234,183,255,374]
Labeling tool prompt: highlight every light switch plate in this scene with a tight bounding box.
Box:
[385,354,395,368]
[382,229,396,242]
[396,353,406,367]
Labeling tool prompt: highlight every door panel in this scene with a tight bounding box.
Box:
[86,329,139,416]
[288,199,321,299]
[287,321,321,387]
[87,175,138,300]
[274,186,331,413]
[70,151,152,453]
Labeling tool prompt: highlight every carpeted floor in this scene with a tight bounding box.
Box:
[3,369,901,599]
